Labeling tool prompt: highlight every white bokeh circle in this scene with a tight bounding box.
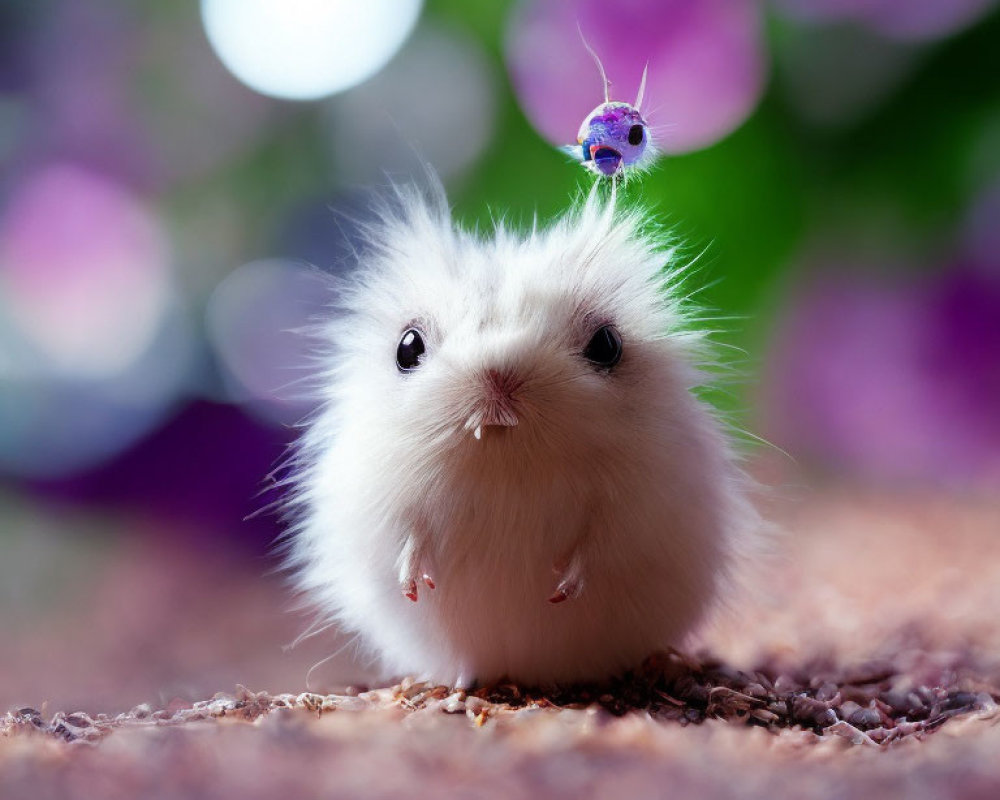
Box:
[200,0,423,101]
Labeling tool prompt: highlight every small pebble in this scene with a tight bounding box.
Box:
[815,683,839,702]
[441,692,467,714]
[848,707,882,729]
[884,690,916,714]
[750,708,779,725]
[842,661,895,685]
[745,683,768,699]
[672,676,708,705]
[768,700,789,718]
[867,727,891,744]
[753,673,775,691]
[465,696,488,716]
[942,691,977,711]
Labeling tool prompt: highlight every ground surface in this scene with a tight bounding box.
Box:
[2,479,999,798]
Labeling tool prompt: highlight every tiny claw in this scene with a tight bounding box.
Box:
[422,574,436,590]
[549,552,584,603]
[548,588,570,604]
[548,570,583,604]
[403,579,418,602]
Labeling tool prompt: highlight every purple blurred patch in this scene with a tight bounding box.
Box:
[207,258,330,426]
[964,178,1000,268]
[772,0,998,41]
[0,2,35,93]
[922,264,1000,453]
[277,195,369,277]
[24,401,293,554]
[19,1,274,192]
[506,0,766,154]
[0,162,170,378]
[25,1,152,189]
[766,262,1000,486]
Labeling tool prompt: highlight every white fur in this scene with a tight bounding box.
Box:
[286,182,759,686]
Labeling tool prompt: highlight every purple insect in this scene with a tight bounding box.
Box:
[564,36,655,179]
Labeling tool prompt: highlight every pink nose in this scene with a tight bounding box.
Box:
[485,368,521,400]
[480,368,521,428]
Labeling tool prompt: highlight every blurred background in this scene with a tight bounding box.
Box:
[1,0,997,714]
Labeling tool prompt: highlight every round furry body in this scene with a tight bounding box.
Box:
[287,185,759,686]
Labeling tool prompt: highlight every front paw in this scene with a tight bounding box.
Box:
[398,535,435,602]
[401,572,436,603]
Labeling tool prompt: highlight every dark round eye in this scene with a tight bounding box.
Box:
[583,325,622,370]
[396,328,425,372]
[627,124,644,146]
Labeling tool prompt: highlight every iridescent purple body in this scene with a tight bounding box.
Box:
[575,101,649,177]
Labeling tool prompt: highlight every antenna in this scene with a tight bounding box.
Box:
[635,63,649,110]
[577,24,610,103]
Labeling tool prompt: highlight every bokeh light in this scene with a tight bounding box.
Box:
[323,23,497,183]
[774,23,919,127]
[276,194,370,277]
[200,0,423,101]
[0,305,195,479]
[506,0,766,154]
[766,261,1000,487]
[0,163,172,379]
[133,5,277,189]
[27,1,151,187]
[206,258,330,425]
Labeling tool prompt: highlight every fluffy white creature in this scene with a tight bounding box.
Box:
[286,182,759,686]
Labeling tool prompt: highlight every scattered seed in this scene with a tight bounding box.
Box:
[5,648,996,748]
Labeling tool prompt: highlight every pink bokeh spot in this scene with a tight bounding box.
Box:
[506,0,766,154]
[0,163,170,376]
[206,258,329,426]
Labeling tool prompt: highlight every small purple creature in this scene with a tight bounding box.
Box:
[564,36,655,179]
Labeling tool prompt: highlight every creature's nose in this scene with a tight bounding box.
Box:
[481,367,521,427]
[466,367,521,440]
[485,368,521,403]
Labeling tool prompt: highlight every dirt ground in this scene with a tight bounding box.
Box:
[2,477,999,799]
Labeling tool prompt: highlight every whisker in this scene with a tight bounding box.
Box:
[284,617,338,652]
[305,634,361,691]
[728,426,795,461]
